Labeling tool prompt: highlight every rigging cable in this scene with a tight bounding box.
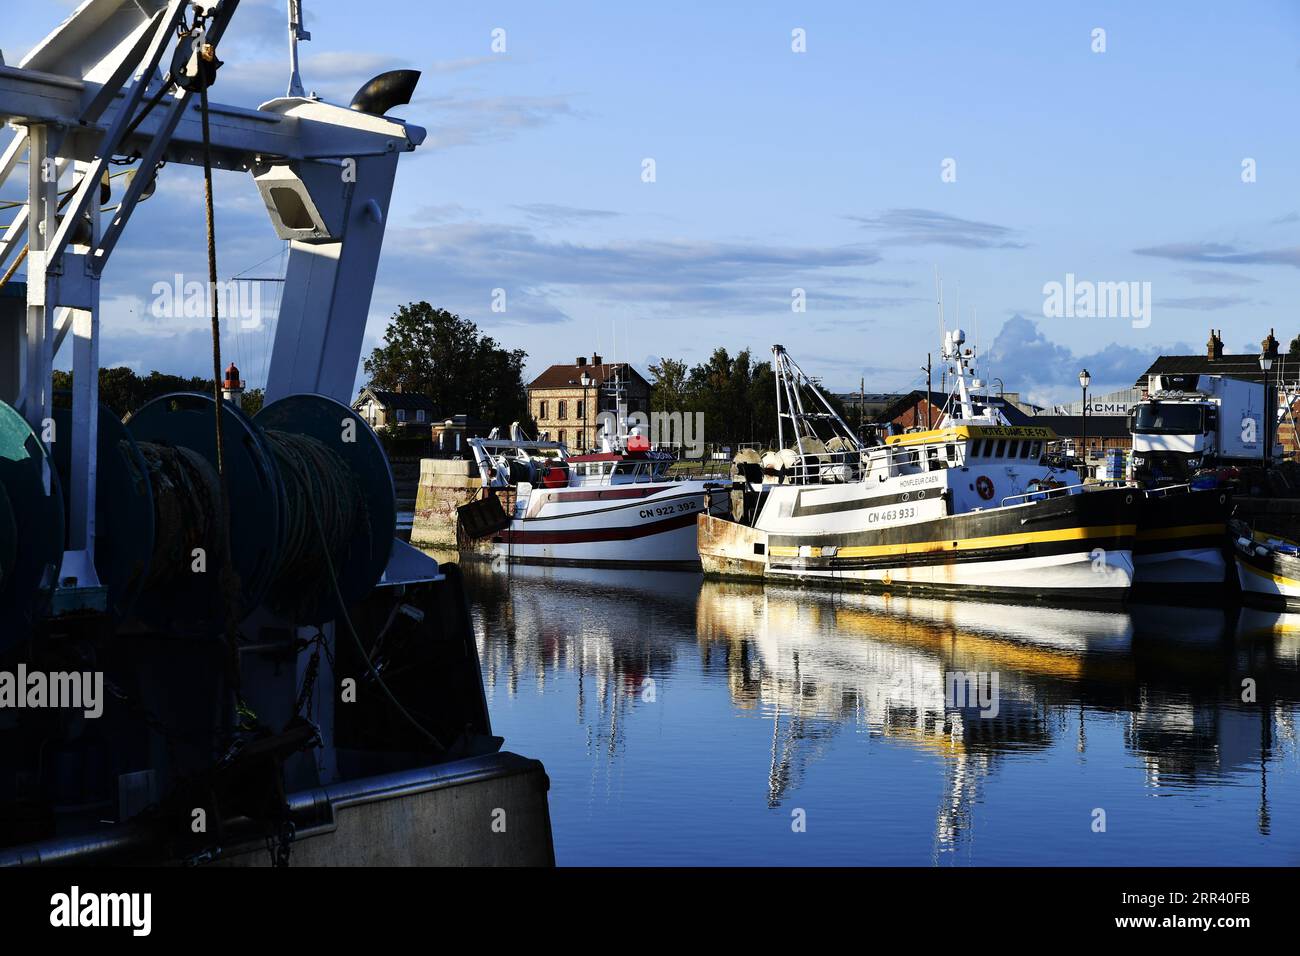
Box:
[194,22,242,692]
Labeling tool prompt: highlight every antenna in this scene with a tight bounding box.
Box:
[287,1,311,98]
[934,265,944,347]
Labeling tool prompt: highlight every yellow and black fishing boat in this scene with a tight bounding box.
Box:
[700,332,1139,601]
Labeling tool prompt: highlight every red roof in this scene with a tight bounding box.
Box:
[528,361,650,391]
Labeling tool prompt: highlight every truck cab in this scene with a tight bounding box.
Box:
[1130,373,1274,484]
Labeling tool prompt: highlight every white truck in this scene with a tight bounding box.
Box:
[1129,372,1278,484]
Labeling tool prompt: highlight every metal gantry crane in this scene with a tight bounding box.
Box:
[0,0,433,626]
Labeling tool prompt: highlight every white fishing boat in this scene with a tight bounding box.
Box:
[1231,521,1300,610]
[460,428,731,569]
[699,331,1140,600]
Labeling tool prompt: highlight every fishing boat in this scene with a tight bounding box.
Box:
[698,331,1139,600]
[1232,522,1300,610]
[459,426,731,569]
[0,0,552,866]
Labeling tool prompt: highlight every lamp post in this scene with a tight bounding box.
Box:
[1260,332,1278,466]
[1078,368,1091,477]
[580,371,593,452]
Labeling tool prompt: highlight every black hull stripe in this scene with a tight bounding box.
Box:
[790,487,945,517]
[772,534,1133,572]
[768,486,1139,552]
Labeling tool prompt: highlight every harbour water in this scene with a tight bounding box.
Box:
[452,557,1300,866]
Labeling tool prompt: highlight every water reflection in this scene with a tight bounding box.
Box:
[462,560,1300,864]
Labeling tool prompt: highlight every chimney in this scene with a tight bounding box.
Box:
[576,356,587,367]
[395,383,403,394]
[1207,328,1223,361]
[592,353,602,365]
[1263,328,1279,362]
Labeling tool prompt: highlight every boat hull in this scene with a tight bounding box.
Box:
[1,752,555,867]
[1132,487,1231,595]
[699,486,1139,601]
[1235,545,1300,611]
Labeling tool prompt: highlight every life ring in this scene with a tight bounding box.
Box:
[975,476,995,501]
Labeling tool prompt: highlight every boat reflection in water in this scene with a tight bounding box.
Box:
[458,558,1300,865]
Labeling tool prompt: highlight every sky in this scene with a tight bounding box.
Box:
[5,0,1300,406]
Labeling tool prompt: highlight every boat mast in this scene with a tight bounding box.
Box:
[287,1,311,98]
[944,328,978,422]
[772,345,861,453]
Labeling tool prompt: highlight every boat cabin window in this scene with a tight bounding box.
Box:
[574,461,608,479]
[969,439,984,458]
[1019,441,1033,458]
[612,461,653,482]
[993,439,1006,458]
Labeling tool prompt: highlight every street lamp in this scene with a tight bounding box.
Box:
[1260,332,1278,465]
[1078,369,1091,475]
[579,371,593,451]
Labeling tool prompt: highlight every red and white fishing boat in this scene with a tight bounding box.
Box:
[459,430,731,569]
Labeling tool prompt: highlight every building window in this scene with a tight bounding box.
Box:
[416,409,426,424]
[577,400,584,419]
[558,400,568,420]
[538,400,548,419]
[396,408,407,423]
[558,430,566,446]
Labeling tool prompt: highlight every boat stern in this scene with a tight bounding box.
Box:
[698,512,768,580]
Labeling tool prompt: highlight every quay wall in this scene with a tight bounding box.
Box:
[411,458,479,549]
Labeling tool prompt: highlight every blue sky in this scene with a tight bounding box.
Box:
[6,0,1300,404]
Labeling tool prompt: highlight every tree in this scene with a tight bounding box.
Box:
[648,357,690,413]
[362,302,529,428]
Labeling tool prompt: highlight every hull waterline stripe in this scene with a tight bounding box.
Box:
[767,523,1136,559]
[1237,557,1300,589]
[498,510,699,544]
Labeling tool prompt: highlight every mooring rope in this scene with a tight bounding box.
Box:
[262,430,366,604]
[136,442,221,591]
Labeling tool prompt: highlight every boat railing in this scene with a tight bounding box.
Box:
[998,479,1128,507]
[781,449,865,485]
[1145,482,1192,498]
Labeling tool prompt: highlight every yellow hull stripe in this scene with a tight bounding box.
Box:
[1238,558,1300,590]
[769,523,1135,560]
[1135,522,1224,541]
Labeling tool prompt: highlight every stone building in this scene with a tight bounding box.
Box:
[527,355,651,452]
[352,385,436,430]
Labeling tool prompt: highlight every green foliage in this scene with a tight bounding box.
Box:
[362,302,529,429]
[648,357,690,413]
[51,367,257,419]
